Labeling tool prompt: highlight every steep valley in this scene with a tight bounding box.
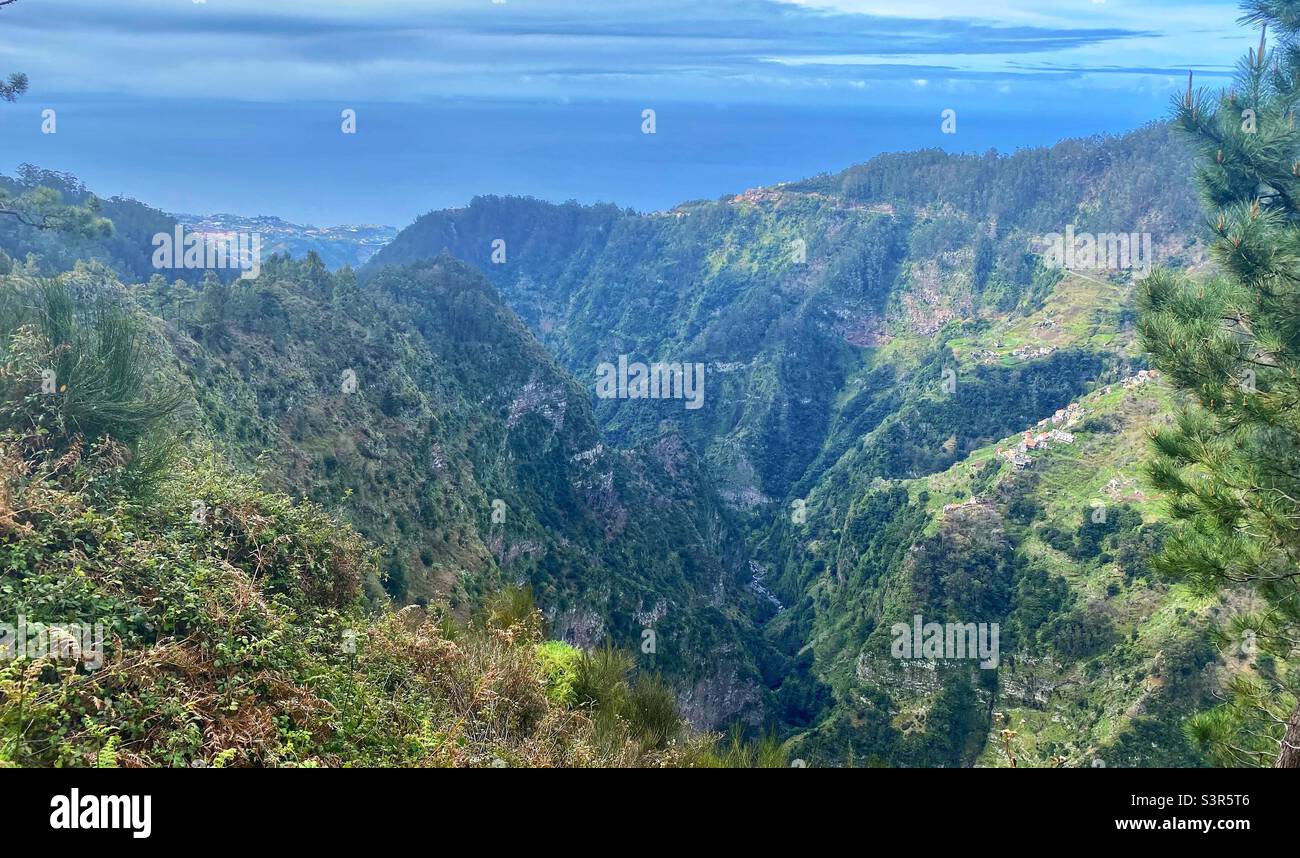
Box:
[0,122,1245,765]
[359,122,1231,765]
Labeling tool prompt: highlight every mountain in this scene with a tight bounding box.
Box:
[0,168,396,281]
[1,165,184,283]
[358,122,1235,765]
[172,213,396,270]
[363,124,1203,509]
[125,253,773,729]
[0,271,771,766]
[1,122,1253,766]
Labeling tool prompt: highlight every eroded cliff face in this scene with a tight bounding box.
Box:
[340,127,1224,763]
[678,661,765,730]
[550,607,605,649]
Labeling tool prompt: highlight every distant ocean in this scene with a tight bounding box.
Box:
[0,95,1178,227]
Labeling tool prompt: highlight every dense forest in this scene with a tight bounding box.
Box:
[4,1,1300,767]
[358,121,1233,765]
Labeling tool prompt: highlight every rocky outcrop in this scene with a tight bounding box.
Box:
[678,662,764,730]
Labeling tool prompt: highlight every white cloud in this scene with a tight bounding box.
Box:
[0,0,1249,103]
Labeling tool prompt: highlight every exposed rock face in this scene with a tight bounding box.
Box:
[578,469,627,539]
[489,535,543,567]
[997,654,1068,708]
[634,599,669,627]
[855,654,946,696]
[507,380,568,430]
[721,487,771,510]
[678,662,764,730]
[651,433,690,477]
[550,607,605,649]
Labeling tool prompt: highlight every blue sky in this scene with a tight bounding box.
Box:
[0,0,1254,225]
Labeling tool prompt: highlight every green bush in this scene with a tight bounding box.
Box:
[536,640,581,706]
[625,674,681,749]
[572,644,632,712]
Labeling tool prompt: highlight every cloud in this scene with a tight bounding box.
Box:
[0,0,1247,103]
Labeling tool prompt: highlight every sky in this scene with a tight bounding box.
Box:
[0,0,1254,226]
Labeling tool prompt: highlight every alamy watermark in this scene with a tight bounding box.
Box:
[1,615,104,670]
[1039,225,1152,275]
[50,789,151,839]
[595,355,704,410]
[152,226,262,279]
[891,614,999,669]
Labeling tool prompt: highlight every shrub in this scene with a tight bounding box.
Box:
[483,583,542,635]
[0,280,185,451]
[571,644,632,713]
[535,640,581,706]
[625,674,681,749]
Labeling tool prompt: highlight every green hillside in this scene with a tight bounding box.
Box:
[359,122,1246,765]
[1,120,1272,766]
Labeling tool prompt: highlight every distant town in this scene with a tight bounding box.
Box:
[171,213,397,271]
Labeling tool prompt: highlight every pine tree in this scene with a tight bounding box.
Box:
[0,1,26,102]
[196,270,232,348]
[0,281,186,457]
[1139,0,1300,767]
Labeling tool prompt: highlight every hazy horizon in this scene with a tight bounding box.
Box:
[0,0,1250,225]
[2,99,1195,227]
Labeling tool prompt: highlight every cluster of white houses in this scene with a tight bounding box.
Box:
[990,369,1160,471]
[1042,400,1086,429]
[947,368,1163,505]
[941,495,994,514]
[993,401,1084,469]
[997,427,1077,469]
[968,343,1056,364]
[1091,369,1162,397]
[1121,368,1160,389]
[1011,345,1055,360]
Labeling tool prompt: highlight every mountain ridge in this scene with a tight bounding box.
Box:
[0,121,1243,764]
